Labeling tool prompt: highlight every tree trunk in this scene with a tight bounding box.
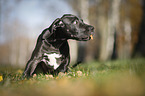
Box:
[133,0,145,57]
[77,0,90,62]
[99,0,121,61]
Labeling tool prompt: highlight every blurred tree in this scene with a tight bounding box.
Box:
[90,0,142,61]
[98,0,121,61]
[0,0,35,67]
[133,0,145,57]
[117,0,142,59]
[78,0,90,62]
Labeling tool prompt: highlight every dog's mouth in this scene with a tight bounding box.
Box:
[90,35,93,40]
[70,32,94,41]
[79,35,93,41]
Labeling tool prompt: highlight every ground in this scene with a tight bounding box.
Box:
[0,58,145,96]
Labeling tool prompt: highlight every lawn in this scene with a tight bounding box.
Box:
[0,58,145,96]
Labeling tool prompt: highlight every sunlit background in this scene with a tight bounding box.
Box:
[0,0,145,68]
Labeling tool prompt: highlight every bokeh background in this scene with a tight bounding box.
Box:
[0,0,145,68]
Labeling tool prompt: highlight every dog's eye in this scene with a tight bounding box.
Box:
[73,20,78,24]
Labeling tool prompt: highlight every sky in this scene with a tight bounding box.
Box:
[0,0,76,44]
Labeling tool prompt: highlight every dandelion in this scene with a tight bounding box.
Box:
[45,74,54,79]
[0,75,3,82]
[33,74,37,77]
[77,71,83,77]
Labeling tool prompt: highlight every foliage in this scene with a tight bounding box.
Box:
[0,58,145,96]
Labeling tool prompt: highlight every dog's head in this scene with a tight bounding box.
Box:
[51,14,94,41]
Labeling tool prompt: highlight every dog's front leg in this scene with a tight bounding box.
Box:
[23,60,34,77]
[23,59,40,77]
[55,56,70,74]
[29,60,40,76]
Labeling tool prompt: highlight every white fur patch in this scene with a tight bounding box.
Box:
[44,53,61,69]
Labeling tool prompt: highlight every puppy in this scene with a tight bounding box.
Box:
[23,14,94,77]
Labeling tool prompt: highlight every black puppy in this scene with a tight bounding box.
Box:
[23,14,94,77]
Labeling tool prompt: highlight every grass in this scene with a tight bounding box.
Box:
[0,58,145,96]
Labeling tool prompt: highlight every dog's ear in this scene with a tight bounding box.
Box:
[42,29,51,39]
[41,19,61,40]
[51,18,65,31]
[61,14,75,24]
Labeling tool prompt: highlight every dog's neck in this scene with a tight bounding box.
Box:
[50,40,66,49]
[47,27,67,49]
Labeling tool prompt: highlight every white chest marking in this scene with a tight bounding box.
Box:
[44,53,61,69]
